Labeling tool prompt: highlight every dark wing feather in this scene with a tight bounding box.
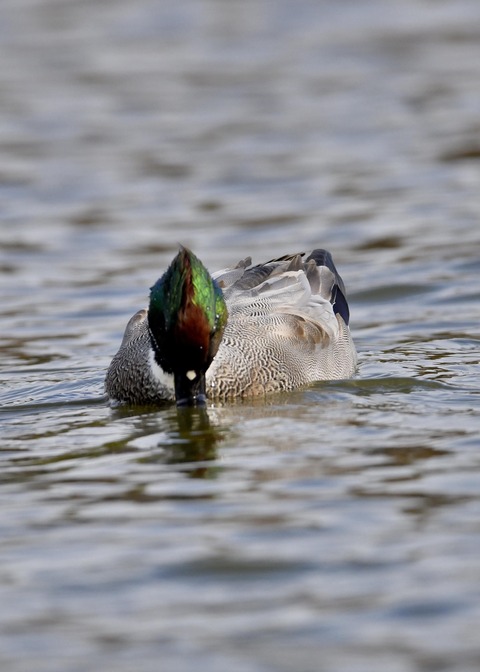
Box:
[216,248,351,325]
[306,249,350,325]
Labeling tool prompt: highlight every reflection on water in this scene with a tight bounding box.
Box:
[138,407,224,478]
[1,0,480,670]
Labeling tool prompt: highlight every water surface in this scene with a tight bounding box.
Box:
[1,1,480,671]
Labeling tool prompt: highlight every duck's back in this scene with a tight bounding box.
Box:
[206,249,357,400]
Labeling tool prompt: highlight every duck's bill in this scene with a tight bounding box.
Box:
[176,393,207,407]
[174,371,207,407]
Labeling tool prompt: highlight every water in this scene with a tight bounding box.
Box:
[1,1,480,670]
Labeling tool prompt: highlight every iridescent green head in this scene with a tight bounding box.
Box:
[148,247,228,406]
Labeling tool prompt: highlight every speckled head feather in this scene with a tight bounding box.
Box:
[147,247,228,404]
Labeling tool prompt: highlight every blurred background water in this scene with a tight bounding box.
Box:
[1,1,480,671]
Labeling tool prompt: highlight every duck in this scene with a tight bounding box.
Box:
[105,247,357,406]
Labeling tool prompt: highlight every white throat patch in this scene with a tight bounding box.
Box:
[148,349,174,393]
